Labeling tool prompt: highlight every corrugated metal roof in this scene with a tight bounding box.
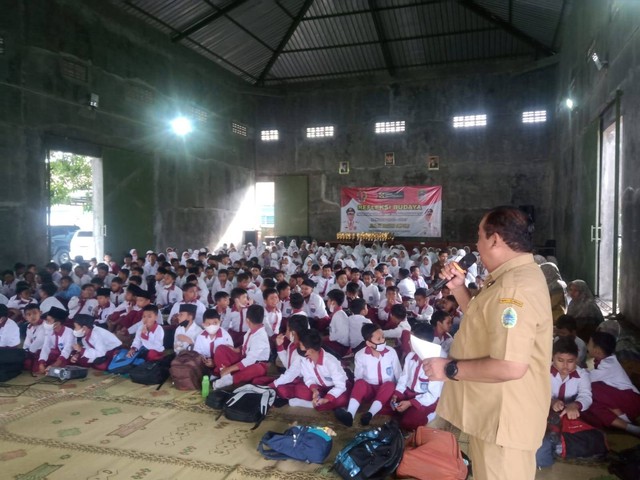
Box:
[111,0,566,85]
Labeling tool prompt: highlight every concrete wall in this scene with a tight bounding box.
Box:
[552,0,640,326]
[0,0,256,267]
[255,67,557,245]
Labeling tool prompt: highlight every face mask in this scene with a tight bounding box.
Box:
[205,325,219,335]
[179,320,189,328]
[43,323,54,332]
[289,333,295,343]
[296,347,307,358]
[73,329,85,338]
[328,304,335,313]
[373,342,386,352]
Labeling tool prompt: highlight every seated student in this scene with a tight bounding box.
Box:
[410,266,428,290]
[378,286,401,325]
[251,277,275,307]
[193,309,233,376]
[581,332,640,436]
[391,323,444,431]
[93,288,116,327]
[115,287,151,335]
[554,315,587,367]
[262,287,282,339]
[549,336,592,420]
[383,304,412,356]
[438,294,463,335]
[213,291,232,330]
[347,299,373,351]
[168,283,206,327]
[361,270,380,310]
[289,292,307,317]
[108,284,138,328]
[324,290,351,357]
[277,280,292,320]
[430,310,453,356]
[110,277,126,307]
[210,268,232,297]
[0,304,20,347]
[301,279,330,332]
[126,305,165,362]
[226,287,251,347]
[410,288,434,323]
[212,304,270,389]
[37,306,74,374]
[68,314,122,369]
[335,324,402,427]
[7,283,37,320]
[156,270,183,313]
[345,282,361,311]
[286,329,351,411]
[68,284,98,320]
[173,304,203,354]
[23,304,47,373]
[56,275,81,303]
[38,283,65,315]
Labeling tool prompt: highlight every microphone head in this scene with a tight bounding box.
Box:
[458,252,478,270]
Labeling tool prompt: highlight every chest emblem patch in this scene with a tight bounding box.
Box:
[501,307,518,328]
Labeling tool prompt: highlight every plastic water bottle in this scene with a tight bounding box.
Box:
[201,375,210,398]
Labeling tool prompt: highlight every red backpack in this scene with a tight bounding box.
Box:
[396,426,468,480]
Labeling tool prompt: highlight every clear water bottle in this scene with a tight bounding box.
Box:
[201,375,210,398]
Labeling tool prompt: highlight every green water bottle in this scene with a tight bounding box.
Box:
[201,375,210,398]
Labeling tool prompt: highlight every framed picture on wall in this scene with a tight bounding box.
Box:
[428,155,440,171]
[385,152,395,166]
[338,161,350,175]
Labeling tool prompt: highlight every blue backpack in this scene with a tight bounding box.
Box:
[258,425,333,464]
[107,347,147,374]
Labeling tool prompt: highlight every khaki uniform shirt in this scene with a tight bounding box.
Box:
[436,254,553,451]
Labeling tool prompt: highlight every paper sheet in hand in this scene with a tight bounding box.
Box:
[410,335,442,360]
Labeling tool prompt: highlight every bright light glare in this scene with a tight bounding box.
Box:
[171,116,193,136]
[565,98,574,110]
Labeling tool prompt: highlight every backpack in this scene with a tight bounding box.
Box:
[333,421,404,480]
[552,416,608,460]
[216,385,276,430]
[0,349,26,382]
[169,350,203,390]
[129,355,173,387]
[258,425,333,464]
[396,426,468,480]
[608,444,640,480]
[107,347,146,374]
[206,389,232,410]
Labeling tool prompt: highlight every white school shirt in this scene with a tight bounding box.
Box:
[354,346,402,385]
[168,300,206,327]
[210,279,232,297]
[411,303,434,321]
[71,273,92,287]
[110,290,126,307]
[39,296,65,315]
[251,288,265,307]
[143,262,158,278]
[315,277,334,298]
[433,332,453,355]
[264,307,282,337]
[193,328,233,358]
[239,326,270,368]
[175,275,187,289]
[1,279,18,298]
[7,295,37,311]
[362,284,380,308]
[93,302,116,325]
[377,299,399,322]
[412,276,428,290]
[204,275,217,291]
[173,322,203,353]
[0,318,21,347]
[81,328,122,362]
[197,278,209,304]
[68,297,99,319]
[273,342,303,388]
[550,366,592,411]
[39,326,75,362]
[328,308,350,347]
[156,285,183,307]
[347,314,372,349]
[300,349,348,400]
[215,306,233,331]
[398,278,416,299]
[383,319,411,339]
[228,307,249,334]
[303,293,328,320]
[24,322,46,352]
[394,352,443,411]
[589,355,640,393]
[279,298,292,318]
[131,324,165,354]
[0,293,7,305]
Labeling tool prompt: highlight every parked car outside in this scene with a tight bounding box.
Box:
[69,230,96,262]
[50,225,80,264]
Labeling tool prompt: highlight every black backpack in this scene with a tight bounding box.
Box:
[129,355,173,387]
[333,421,405,480]
[0,349,26,382]
[215,385,276,430]
[206,389,232,410]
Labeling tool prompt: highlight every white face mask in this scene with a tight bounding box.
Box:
[73,329,85,338]
[43,323,54,332]
[205,325,220,335]
[328,304,335,313]
[374,342,386,352]
[289,333,295,343]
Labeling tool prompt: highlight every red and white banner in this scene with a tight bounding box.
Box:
[341,186,442,237]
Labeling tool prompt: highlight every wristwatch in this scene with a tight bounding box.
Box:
[445,360,459,381]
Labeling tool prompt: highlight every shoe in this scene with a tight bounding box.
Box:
[273,398,289,408]
[360,412,373,426]
[334,408,353,427]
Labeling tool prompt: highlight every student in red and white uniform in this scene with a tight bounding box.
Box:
[410,266,428,290]
[289,292,307,317]
[314,264,334,299]
[323,289,350,357]
[328,270,349,302]
[23,304,47,373]
[226,287,251,347]
[210,269,233,298]
[69,314,121,369]
[37,306,74,374]
[110,278,126,307]
[93,288,116,327]
[193,309,233,375]
[168,283,206,327]
[277,281,292,322]
[430,310,454,356]
[126,305,165,362]
[108,284,137,327]
[173,304,203,354]
[582,332,640,436]
[212,304,270,389]
[287,329,351,411]
[361,271,380,309]
[549,337,592,419]
[378,286,401,324]
[6,284,37,320]
[262,287,282,339]
[38,283,65,315]
[0,304,20,348]
[391,323,444,431]
[71,265,92,287]
[411,288,434,322]
[115,288,151,334]
[68,284,98,320]
[249,265,263,289]
[335,324,401,427]
[156,271,183,312]
[347,299,372,350]
[251,278,275,307]
[300,279,330,332]
[213,291,232,330]
[397,268,416,302]
[383,304,412,357]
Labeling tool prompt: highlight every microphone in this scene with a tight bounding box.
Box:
[425,252,477,296]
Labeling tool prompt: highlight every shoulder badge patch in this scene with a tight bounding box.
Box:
[499,298,524,308]
[501,307,518,328]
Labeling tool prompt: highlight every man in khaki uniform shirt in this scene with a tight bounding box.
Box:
[424,206,553,480]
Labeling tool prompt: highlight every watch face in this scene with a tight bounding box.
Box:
[446,361,458,379]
